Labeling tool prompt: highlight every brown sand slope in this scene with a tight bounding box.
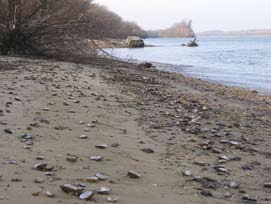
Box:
[0,56,271,204]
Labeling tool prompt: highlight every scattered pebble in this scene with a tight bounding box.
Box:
[89,156,104,161]
[127,170,141,179]
[33,163,47,171]
[45,191,55,198]
[96,144,108,149]
[182,170,192,177]
[4,128,14,134]
[60,184,84,195]
[97,187,111,195]
[96,173,108,181]
[66,156,78,162]
[264,182,271,188]
[141,148,155,154]
[79,134,88,139]
[86,176,99,183]
[79,191,95,201]
[228,181,240,189]
[107,196,118,203]
[34,177,45,184]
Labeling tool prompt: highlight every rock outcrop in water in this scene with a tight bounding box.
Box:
[148,19,196,38]
[126,36,145,48]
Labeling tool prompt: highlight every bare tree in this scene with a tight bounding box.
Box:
[0,0,95,56]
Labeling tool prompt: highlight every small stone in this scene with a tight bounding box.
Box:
[66,156,78,162]
[15,97,21,101]
[212,146,223,154]
[229,141,239,146]
[34,177,44,184]
[182,170,192,177]
[86,176,99,183]
[127,170,141,178]
[43,107,50,111]
[45,191,55,198]
[78,183,87,187]
[6,160,17,165]
[107,197,118,203]
[87,123,96,128]
[33,163,47,171]
[264,182,271,188]
[224,192,232,198]
[45,165,54,172]
[111,143,120,148]
[214,165,230,174]
[242,194,257,202]
[21,134,33,139]
[201,190,213,197]
[96,144,108,149]
[89,156,104,161]
[141,148,155,154]
[95,173,108,181]
[228,181,240,189]
[218,155,230,161]
[79,191,96,200]
[79,135,88,139]
[202,106,208,111]
[44,172,54,176]
[97,187,111,195]
[36,156,45,160]
[4,128,14,134]
[32,192,41,196]
[11,178,22,182]
[60,184,84,195]
[220,140,230,144]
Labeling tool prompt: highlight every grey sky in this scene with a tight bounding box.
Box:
[93,0,271,32]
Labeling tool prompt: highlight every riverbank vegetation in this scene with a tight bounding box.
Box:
[0,0,194,58]
[0,0,147,57]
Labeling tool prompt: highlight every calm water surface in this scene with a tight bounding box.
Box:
[106,37,271,94]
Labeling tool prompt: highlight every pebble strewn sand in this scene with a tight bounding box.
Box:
[0,56,271,204]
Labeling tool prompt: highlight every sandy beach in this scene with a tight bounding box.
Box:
[0,56,271,204]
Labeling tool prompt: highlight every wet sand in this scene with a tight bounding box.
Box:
[0,56,271,204]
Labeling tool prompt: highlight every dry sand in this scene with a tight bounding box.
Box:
[0,56,271,204]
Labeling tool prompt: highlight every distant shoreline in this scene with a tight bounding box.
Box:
[197,29,271,37]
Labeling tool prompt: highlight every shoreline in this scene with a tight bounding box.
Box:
[104,36,271,95]
[153,62,271,96]
[110,57,271,96]
[0,56,271,204]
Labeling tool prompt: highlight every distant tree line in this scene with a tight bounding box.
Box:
[0,0,147,57]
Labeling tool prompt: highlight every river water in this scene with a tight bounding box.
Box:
[106,37,271,94]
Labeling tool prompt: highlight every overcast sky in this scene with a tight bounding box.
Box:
[93,0,271,32]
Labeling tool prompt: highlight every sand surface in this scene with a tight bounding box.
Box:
[0,56,271,204]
